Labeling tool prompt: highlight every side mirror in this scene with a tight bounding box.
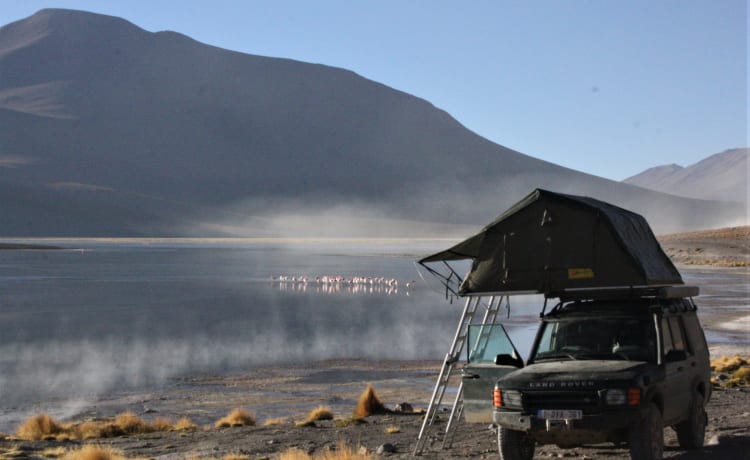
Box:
[494,353,524,368]
[665,349,688,363]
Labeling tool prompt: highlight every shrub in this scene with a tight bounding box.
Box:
[223,455,250,460]
[173,417,197,431]
[294,419,316,427]
[732,366,750,381]
[150,417,172,432]
[60,445,127,460]
[711,355,748,373]
[263,417,288,427]
[73,421,122,440]
[278,441,372,459]
[333,417,366,428]
[214,409,256,428]
[114,411,150,434]
[41,446,67,458]
[307,406,334,421]
[16,413,64,440]
[353,385,386,418]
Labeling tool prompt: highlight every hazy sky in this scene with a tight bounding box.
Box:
[1,1,747,180]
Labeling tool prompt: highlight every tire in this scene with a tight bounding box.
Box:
[498,427,535,460]
[629,403,663,460]
[675,391,707,449]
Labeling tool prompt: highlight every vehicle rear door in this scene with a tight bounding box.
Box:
[661,315,692,424]
[462,323,523,423]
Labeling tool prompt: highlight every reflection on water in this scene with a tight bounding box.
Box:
[0,239,469,428]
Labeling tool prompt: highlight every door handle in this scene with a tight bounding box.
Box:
[462,372,480,379]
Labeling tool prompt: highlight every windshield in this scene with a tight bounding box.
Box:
[532,316,656,363]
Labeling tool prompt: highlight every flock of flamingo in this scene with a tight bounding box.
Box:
[270,274,416,295]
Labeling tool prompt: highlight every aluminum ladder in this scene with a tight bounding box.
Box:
[413,295,501,455]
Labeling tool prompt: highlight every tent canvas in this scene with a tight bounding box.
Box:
[420,189,682,296]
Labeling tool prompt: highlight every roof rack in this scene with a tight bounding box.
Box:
[549,285,699,302]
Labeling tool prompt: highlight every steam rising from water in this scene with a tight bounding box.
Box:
[0,239,546,431]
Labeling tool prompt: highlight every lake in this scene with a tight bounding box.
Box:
[0,239,746,431]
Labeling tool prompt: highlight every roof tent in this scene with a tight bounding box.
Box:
[419,188,682,297]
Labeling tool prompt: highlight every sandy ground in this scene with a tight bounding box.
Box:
[658,226,749,267]
[1,358,748,459]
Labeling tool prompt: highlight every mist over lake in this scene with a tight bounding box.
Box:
[1,239,745,432]
[0,239,544,428]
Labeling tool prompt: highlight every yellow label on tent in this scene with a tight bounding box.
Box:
[568,268,594,279]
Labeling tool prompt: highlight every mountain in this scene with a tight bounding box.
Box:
[623,149,748,204]
[0,9,742,236]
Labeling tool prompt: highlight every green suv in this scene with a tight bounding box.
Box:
[485,287,710,460]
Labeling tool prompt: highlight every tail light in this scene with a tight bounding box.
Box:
[493,388,503,407]
[627,388,641,405]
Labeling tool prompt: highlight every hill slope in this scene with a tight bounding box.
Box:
[0,9,741,236]
[624,148,748,204]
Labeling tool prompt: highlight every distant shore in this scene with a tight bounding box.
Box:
[658,225,749,267]
[0,242,63,250]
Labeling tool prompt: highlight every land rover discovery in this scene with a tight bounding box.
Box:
[488,287,710,460]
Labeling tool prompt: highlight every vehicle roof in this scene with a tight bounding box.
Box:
[544,297,694,319]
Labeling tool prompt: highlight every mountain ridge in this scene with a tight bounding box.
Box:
[0,9,743,236]
[624,148,748,204]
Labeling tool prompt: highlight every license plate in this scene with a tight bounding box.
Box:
[537,409,582,420]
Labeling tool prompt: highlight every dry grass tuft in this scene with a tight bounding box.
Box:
[333,417,366,428]
[60,445,127,460]
[173,417,197,431]
[278,449,312,460]
[222,455,250,460]
[0,445,26,459]
[711,355,749,373]
[214,409,256,428]
[307,406,334,421]
[262,417,288,427]
[16,413,64,440]
[150,417,172,432]
[41,447,68,458]
[353,384,386,418]
[278,441,372,459]
[294,419,316,427]
[733,366,750,380]
[114,412,150,434]
[384,425,400,434]
[724,366,750,387]
[711,355,750,388]
[73,421,122,440]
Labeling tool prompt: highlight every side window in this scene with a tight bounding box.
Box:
[661,317,675,355]
[668,316,690,354]
[683,314,707,354]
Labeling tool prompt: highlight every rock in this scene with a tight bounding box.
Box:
[393,402,413,413]
[376,443,397,454]
[358,446,369,455]
[707,435,720,446]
